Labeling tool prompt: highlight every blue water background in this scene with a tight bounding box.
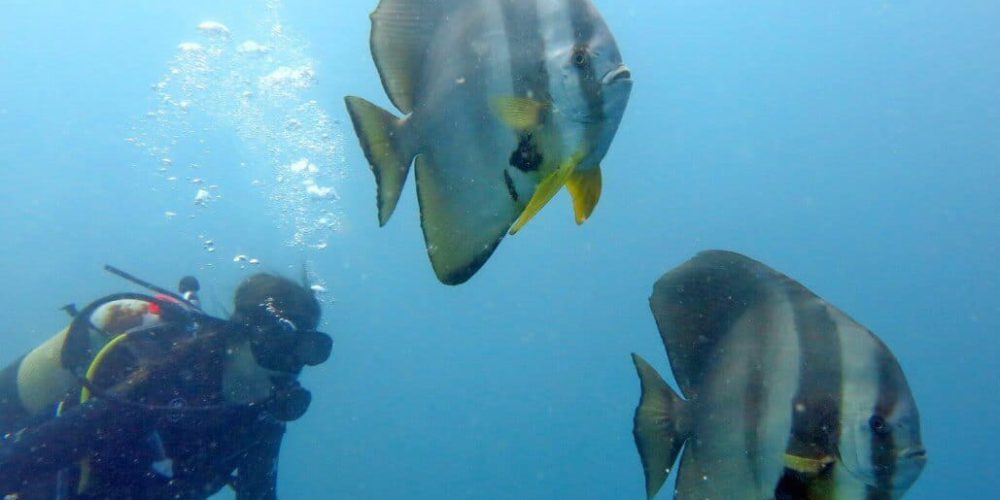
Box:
[1,1,997,498]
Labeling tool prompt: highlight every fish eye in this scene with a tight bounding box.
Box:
[571,48,590,68]
[869,415,889,436]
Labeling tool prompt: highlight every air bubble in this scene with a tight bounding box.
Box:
[132,1,346,255]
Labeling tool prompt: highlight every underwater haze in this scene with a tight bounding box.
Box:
[1,0,997,498]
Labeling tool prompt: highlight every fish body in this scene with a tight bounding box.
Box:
[632,251,926,499]
[345,0,632,284]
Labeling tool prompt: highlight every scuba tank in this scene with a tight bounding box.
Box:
[0,292,193,436]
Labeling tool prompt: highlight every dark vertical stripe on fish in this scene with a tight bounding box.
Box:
[566,0,605,144]
[499,0,556,179]
[498,0,550,101]
[774,295,843,499]
[865,345,902,500]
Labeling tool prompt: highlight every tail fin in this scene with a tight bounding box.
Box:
[344,96,417,225]
[631,353,690,499]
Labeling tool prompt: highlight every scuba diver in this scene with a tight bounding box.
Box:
[0,267,333,499]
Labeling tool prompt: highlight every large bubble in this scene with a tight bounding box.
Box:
[128,1,345,258]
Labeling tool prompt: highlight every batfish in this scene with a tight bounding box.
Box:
[632,250,926,499]
[345,0,632,284]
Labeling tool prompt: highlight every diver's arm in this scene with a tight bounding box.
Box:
[232,419,286,500]
[0,398,149,493]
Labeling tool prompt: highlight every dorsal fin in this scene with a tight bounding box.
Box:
[369,0,452,113]
[649,250,809,399]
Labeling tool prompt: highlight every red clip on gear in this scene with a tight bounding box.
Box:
[148,294,182,316]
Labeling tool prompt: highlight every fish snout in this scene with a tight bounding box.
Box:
[890,446,928,491]
[601,64,632,86]
[900,446,928,463]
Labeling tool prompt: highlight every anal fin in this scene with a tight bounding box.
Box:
[414,155,519,284]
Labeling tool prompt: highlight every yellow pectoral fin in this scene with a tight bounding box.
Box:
[565,165,602,224]
[490,96,549,131]
[509,152,584,235]
[784,453,835,475]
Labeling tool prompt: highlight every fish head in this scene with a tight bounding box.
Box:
[545,2,632,169]
[838,391,926,494]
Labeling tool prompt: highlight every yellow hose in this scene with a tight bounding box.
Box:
[77,332,131,493]
[79,333,131,402]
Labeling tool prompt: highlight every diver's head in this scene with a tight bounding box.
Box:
[231,273,332,375]
[224,273,332,420]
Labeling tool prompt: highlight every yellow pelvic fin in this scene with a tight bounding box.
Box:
[565,165,602,224]
[784,453,836,475]
[490,96,549,131]
[509,151,585,235]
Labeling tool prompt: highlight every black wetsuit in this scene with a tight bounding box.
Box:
[0,331,290,500]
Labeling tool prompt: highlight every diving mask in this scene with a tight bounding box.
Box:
[248,309,332,374]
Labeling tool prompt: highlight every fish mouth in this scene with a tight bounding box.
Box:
[601,65,632,85]
[900,447,928,462]
[886,447,928,492]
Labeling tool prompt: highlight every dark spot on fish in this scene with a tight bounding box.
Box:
[774,458,835,500]
[509,133,542,172]
[774,468,813,500]
[503,170,519,202]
